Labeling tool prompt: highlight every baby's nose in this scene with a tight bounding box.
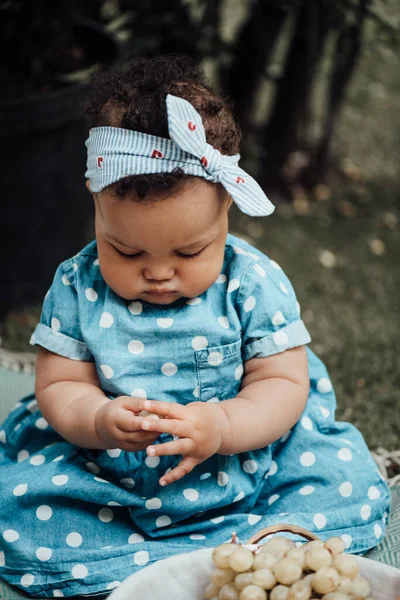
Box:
[143,264,175,281]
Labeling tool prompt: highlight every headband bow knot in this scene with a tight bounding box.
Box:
[85,94,274,217]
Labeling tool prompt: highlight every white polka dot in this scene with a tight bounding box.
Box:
[106,582,121,591]
[36,547,52,561]
[215,274,227,283]
[72,564,88,579]
[30,454,46,466]
[120,478,135,488]
[61,274,71,286]
[233,491,245,502]
[131,389,147,399]
[313,513,326,529]
[208,352,223,366]
[27,400,38,412]
[98,508,114,523]
[339,482,353,497]
[244,296,256,312]
[145,456,160,468]
[35,417,49,430]
[248,514,262,525]
[3,530,19,543]
[128,533,144,544]
[192,336,208,350]
[93,258,99,266]
[207,397,219,403]
[183,489,199,501]
[156,516,171,528]
[339,438,353,445]
[52,475,69,486]
[233,246,247,255]
[317,378,332,393]
[218,472,229,486]
[192,386,200,398]
[233,365,244,382]
[338,448,353,461]
[300,452,316,467]
[108,502,121,506]
[157,318,174,329]
[187,297,202,305]
[281,429,292,442]
[36,505,53,521]
[268,494,280,505]
[198,474,210,482]
[368,486,381,500]
[146,498,162,510]
[66,532,82,547]
[301,416,313,431]
[272,311,285,325]
[161,362,178,376]
[100,364,113,379]
[51,318,61,332]
[243,460,258,474]
[0,551,4,566]
[273,330,289,346]
[106,449,122,458]
[320,406,330,418]
[374,523,383,539]
[100,312,114,328]
[134,551,149,566]
[228,279,240,293]
[218,316,229,329]
[361,505,371,520]
[86,462,100,474]
[85,288,98,302]
[13,483,28,496]
[253,264,266,277]
[128,340,144,354]
[17,450,29,462]
[279,282,288,294]
[299,486,315,496]
[341,534,352,549]
[266,461,278,477]
[128,301,143,315]
[296,302,301,314]
[270,260,282,270]
[94,476,110,483]
[21,574,35,587]
[210,516,225,524]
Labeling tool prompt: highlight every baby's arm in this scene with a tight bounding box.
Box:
[217,345,310,454]
[35,347,158,450]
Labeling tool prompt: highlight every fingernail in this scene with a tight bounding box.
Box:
[160,479,167,486]
[148,447,156,456]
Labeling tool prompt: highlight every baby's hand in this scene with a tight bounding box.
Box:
[140,400,230,486]
[95,396,160,452]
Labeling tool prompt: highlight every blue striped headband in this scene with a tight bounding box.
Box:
[85,94,274,217]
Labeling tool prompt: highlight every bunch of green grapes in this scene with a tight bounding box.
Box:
[205,534,373,600]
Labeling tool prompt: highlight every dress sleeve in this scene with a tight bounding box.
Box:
[237,258,311,361]
[29,260,93,361]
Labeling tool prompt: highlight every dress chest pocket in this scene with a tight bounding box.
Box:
[195,340,243,402]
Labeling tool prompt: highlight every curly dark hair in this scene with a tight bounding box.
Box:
[81,54,241,199]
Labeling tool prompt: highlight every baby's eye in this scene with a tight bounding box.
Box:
[114,247,143,259]
[177,247,206,259]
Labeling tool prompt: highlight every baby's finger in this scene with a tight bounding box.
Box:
[159,456,199,486]
[122,430,159,444]
[122,396,149,414]
[141,417,193,439]
[115,411,144,433]
[146,437,194,458]
[143,400,187,420]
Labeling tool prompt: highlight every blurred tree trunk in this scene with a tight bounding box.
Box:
[259,0,332,191]
[220,1,287,136]
[301,0,371,188]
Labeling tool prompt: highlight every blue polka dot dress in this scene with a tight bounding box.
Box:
[0,234,390,597]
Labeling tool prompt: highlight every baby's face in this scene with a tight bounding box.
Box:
[92,179,231,305]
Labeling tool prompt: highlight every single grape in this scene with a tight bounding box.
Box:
[336,576,352,594]
[253,551,277,570]
[312,567,340,594]
[351,575,370,598]
[324,537,345,557]
[305,546,332,571]
[205,582,221,599]
[320,594,349,600]
[252,568,276,590]
[301,540,324,552]
[235,573,254,591]
[284,548,306,569]
[260,537,296,558]
[229,546,254,572]
[138,410,164,419]
[219,583,240,600]
[270,585,290,600]
[213,544,239,568]
[239,584,267,600]
[331,554,359,579]
[211,567,236,587]
[273,558,302,585]
[287,579,312,600]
